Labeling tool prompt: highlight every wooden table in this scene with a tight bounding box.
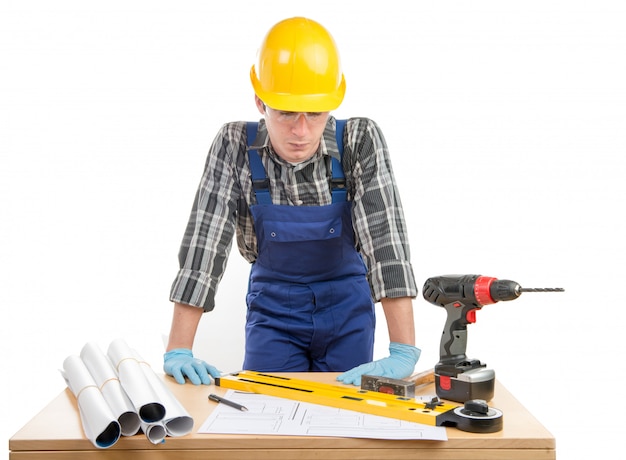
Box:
[9,373,555,459]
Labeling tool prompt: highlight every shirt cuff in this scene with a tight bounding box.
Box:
[169,269,217,312]
[368,259,418,301]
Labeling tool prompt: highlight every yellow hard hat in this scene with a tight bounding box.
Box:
[250,17,346,112]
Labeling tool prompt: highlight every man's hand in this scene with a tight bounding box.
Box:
[163,348,221,385]
[336,342,421,386]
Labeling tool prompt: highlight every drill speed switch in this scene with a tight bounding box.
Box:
[423,274,564,403]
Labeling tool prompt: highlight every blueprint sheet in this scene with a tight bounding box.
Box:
[199,390,448,440]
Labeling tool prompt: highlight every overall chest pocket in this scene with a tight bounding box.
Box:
[261,216,344,276]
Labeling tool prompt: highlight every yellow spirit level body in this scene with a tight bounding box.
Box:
[215,371,503,432]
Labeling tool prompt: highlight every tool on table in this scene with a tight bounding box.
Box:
[423,274,564,403]
[208,393,249,412]
[360,369,435,398]
[361,375,416,397]
[216,371,503,433]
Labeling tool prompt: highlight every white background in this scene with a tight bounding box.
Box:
[1,1,624,458]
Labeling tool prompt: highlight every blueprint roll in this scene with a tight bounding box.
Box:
[134,351,194,437]
[80,341,141,436]
[107,338,166,423]
[140,421,167,444]
[62,355,122,449]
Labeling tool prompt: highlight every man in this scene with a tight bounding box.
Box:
[164,17,420,386]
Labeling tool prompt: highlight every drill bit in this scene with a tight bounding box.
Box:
[519,287,564,292]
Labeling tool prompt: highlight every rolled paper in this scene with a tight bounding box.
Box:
[62,354,121,448]
[80,342,141,436]
[107,338,166,423]
[140,421,167,445]
[134,350,194,437]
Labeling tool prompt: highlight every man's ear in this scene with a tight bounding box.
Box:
[254,95,266,115]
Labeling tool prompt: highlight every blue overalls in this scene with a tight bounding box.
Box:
[242,120,375,372]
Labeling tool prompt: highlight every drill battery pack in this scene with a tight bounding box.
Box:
[435,366,495,403]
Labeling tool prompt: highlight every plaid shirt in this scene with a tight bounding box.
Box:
[170,116,418,311]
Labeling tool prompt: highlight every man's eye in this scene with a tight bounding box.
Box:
[307,112,322,119]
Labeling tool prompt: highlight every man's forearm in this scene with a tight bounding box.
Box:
[166,302,204,351]
[380,297,416,345]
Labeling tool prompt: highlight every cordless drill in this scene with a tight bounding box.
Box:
[422,274,564,403]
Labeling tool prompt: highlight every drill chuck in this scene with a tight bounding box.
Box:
[488,279,522,302]
[488,280,564,302]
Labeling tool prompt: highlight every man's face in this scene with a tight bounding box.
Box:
[256,96,330,164]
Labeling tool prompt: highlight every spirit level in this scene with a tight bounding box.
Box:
[215,371,502,433]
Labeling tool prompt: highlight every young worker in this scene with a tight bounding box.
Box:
[164,17,420,386]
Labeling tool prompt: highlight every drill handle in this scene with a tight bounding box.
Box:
[439,301,475,364]
[440,328,469,364]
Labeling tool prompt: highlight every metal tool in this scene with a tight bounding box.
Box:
[361,375,416,397]
[423,274,564,403]
[360,369,436,398]
[216,370,503,433]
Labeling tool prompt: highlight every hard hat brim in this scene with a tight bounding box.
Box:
[250,65,346,113]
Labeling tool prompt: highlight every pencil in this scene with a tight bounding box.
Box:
[208,393,249,412]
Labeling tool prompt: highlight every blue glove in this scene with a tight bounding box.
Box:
[163,348,221,385]
[336,342,421,386]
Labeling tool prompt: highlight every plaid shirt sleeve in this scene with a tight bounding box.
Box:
[343,117,418,301]
[169,122,250,312]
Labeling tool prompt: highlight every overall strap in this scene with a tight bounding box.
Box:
[246,121,272,204]
[331,118,347,203]
[246,119,347,205]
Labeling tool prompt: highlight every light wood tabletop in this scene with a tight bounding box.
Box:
[9,372,555,459]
